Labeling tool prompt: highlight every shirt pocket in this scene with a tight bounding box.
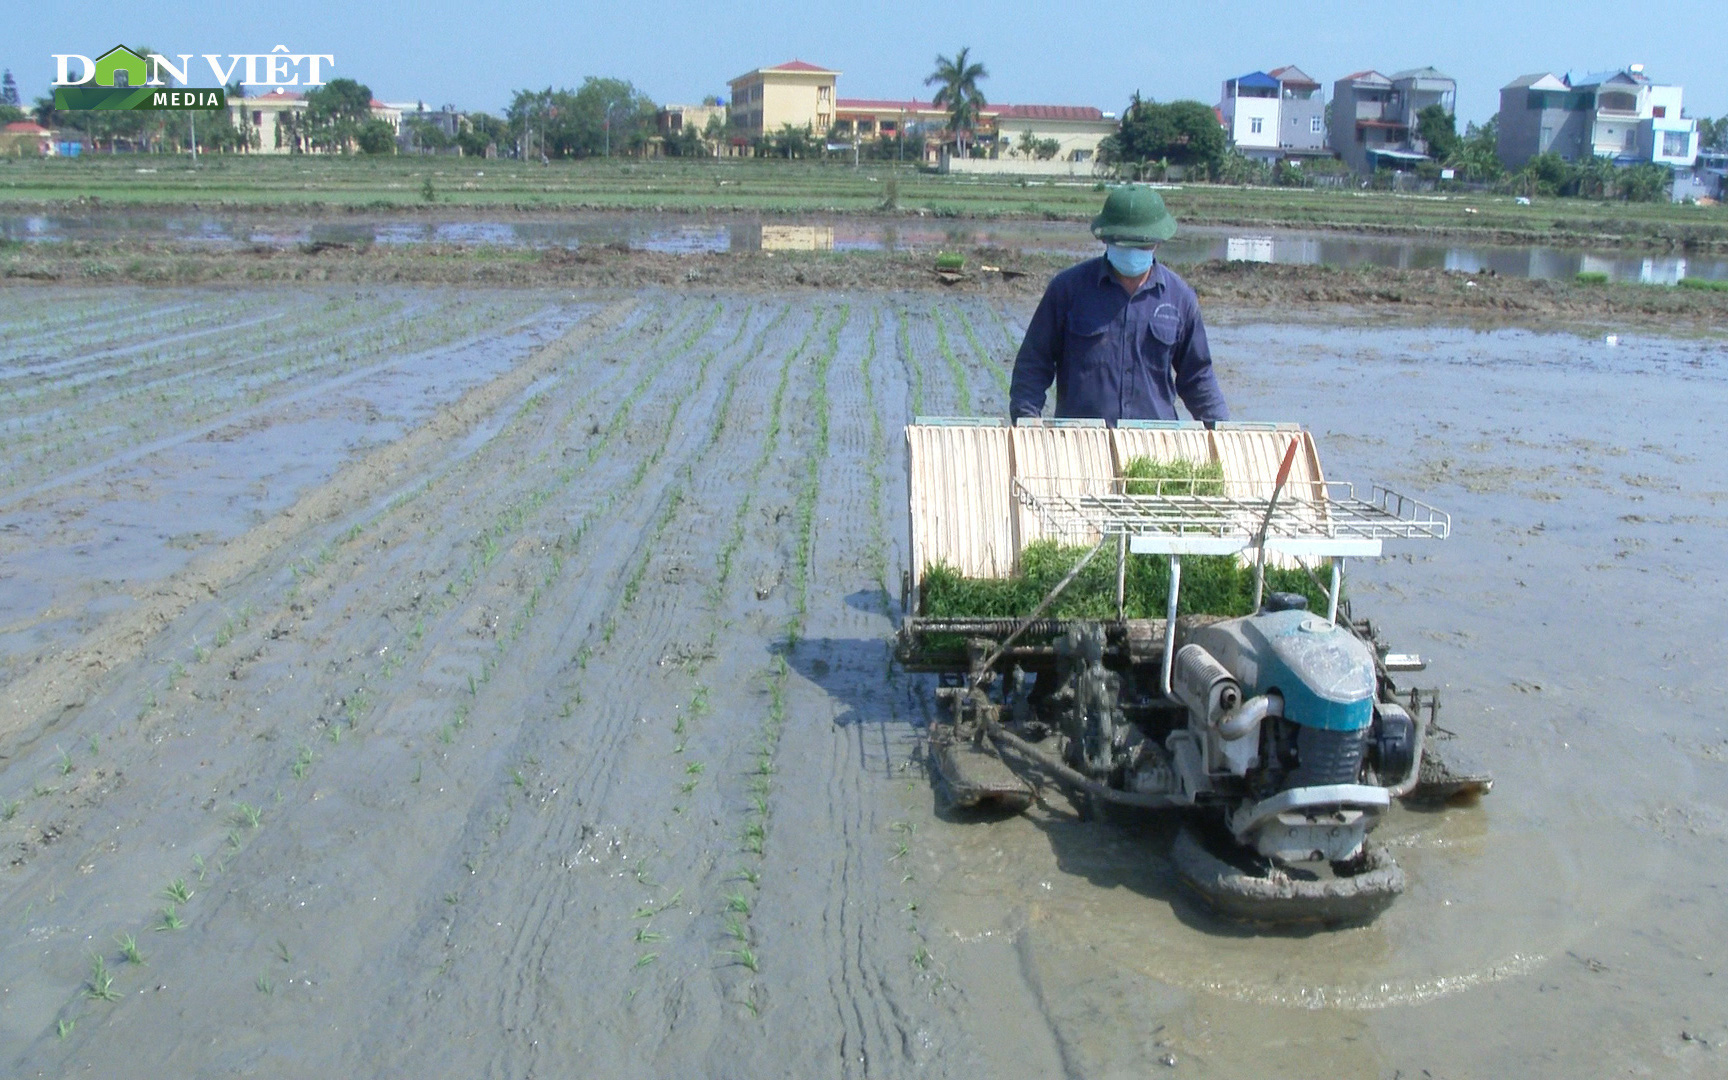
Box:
[1063,313,1113,374]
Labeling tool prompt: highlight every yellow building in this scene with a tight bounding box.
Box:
[727,60,839,138]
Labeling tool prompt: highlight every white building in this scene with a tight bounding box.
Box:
[1497,66,1699,170]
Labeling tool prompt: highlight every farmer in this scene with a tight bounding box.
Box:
[1009,185,1228,425]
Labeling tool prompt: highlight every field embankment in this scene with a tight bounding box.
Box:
[6,237,1727,334]
[5,156,1727,252]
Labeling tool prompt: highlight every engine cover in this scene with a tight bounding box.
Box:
[1187,609,1375,732]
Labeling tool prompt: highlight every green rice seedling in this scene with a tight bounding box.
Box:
[685,762,705,776]
[117,933,145,965]
[634,928,666,945]
[162,878,193,905]
[87,733,100,756]
[731,947,759,972]
[509,768,527,789]
[256,974,274,994]
[275,940,292,963]
[56,747,73,776]
[1678,276,1728,292]
[327,722,343,745]
[443,892,460,905]
[734,867,761,887]
[233,803,262,829]
[725,892,751,914]
[84,954,119,1001]
[193,645,209,664]
[634,952,659,969]
[57,1019,74,1040]
[742,822,765,855]
[192,854,206,880]
[679,779,699,795]
[891,840,910,861]
[725,915,748,942]
[226,830,243,852]
[2,799,19,822]
[913,946,932,969]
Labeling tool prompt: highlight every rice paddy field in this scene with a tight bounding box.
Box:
[5,155,1727,251]
[1,282,1725,1078]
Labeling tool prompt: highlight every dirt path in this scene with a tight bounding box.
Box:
[2,288,1725,1078]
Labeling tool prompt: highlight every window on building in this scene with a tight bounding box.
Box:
[253,111,262,126]
[819,85,831,102]
[1625,128,1636,150]
[1250,117,1263,134]
[1311,117,1322,133]
[1652,106,1666,118]
[1663,130,1689,157]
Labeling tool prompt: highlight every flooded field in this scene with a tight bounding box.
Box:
[1,286,1724,1077]
[7,209,1727,285]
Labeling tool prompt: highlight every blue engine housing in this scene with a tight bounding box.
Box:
[1187,609,1375,732]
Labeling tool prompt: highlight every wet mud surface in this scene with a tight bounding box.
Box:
[1,286,1724,1077]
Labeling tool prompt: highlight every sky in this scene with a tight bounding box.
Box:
[8,1,1725,125]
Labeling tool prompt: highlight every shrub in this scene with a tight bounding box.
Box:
[1574,271,1609,285]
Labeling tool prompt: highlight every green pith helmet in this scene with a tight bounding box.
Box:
[1090,185,1178,246]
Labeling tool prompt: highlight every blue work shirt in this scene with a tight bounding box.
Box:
[1009,256,1228,424]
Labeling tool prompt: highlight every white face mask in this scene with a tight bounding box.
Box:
[1105,244,1156,276]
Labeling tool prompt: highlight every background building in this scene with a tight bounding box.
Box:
[1220,65,1327,163]
[1497,66,1699,170]
[726,60,838,140]
[1330,67,1456,173]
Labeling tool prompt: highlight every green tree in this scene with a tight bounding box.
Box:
[1099,95,1225,177]
[457,111,508,157]
[506,78,655,158]
[770,122,814,159]
[1415,104,1460,161]
[925,47,988,156]
[1698,117,1727,153]
[304,77,375,152]
[357,119,397,154]
[404,117,452,154]
[1452,115,1504,181]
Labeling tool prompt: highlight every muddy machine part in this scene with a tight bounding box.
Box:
[901,419,1488,928]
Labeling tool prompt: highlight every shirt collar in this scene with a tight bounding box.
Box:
[1095,254,1166,298]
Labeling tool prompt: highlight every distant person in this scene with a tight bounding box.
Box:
[1009,185,1228,425]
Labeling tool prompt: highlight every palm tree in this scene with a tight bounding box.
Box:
[925,48,988,157]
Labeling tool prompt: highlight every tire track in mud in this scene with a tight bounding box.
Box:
[319,299,800,1078]
[0,295,781,1071]
[0,297,677,1067]
[0,297,647,751]
[0,297,679,1053]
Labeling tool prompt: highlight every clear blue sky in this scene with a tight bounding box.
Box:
[9,1,1724,124]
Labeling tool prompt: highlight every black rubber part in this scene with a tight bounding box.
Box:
[1172,825,1405,928]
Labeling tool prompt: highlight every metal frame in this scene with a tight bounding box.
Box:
[1009,473,1450,698]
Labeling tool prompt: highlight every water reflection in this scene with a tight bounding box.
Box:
[2,211,1720,286]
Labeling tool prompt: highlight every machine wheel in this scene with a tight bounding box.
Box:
[1171,824,1405,928]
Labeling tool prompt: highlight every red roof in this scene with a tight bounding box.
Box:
[5,121,50,134]
[369,99,389,109]
[991,104,1104,121]
[765,60,836,73]
[837,98,938,112]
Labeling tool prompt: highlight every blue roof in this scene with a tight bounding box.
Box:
[1571,69,1647,89]
[1232,71,1280,90]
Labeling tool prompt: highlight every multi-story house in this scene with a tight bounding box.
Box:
[726,60,839,141]
[1329,67,1456,173]
[1219,65,1327,163]
[1496,66,1699,170]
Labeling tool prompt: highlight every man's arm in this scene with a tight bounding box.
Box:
[1009,282,1064,419]
[1171,301,1228,422]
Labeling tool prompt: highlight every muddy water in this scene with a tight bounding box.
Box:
[0,289,1723,1078]
[897,321,1728,1077]
[6,209,1726,285]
